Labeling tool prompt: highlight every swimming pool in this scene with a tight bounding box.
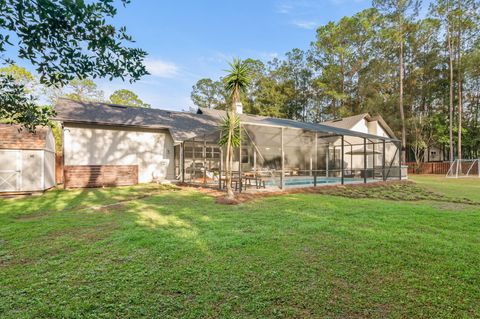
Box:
[264,177,374,187]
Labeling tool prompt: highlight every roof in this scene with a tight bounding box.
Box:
[0,124,50,150]
[323,113,397,139]
[322,113,370,130]
[53,99,398,143]
[53,99,219,143]
[198,108,399,142]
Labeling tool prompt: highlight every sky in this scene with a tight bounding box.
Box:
[12,0,373,111]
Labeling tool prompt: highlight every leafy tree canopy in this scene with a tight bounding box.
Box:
[192,0,480,160]
[62,78,105,103]
[191,78,228,110]
[0,64,52,130]
[0,0,148,130]
[109,89,150,108]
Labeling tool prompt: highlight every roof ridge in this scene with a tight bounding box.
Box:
[57,97,185,114]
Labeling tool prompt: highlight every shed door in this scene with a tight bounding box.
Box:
[0,150,21,192]
[22,151,42,191]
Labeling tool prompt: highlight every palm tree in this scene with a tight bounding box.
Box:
[219,59,251,200]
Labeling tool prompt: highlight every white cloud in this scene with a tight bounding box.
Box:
[145,58,179,78]
[276,4,293,14]
[291,20,317,30]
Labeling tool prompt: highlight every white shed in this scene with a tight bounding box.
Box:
[0,124,56,193]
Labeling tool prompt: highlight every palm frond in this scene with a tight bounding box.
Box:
[223,58,252,96]
[218,113,241,147]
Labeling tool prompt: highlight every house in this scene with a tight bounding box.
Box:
[0,124,56,193]
[54,98,218,188]
[54,99,404,189]
[321,113,396,139]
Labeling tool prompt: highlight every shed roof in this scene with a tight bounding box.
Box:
[0,124,50,150]
[53,99,219,143]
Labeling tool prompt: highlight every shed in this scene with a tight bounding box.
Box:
[0,124,56,193]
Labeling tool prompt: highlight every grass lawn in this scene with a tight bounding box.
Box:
[410,174,480,202]
[0,180,479,318]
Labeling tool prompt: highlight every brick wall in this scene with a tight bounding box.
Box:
[64,165,138,188]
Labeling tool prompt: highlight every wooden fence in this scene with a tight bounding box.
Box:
[406,162,451,175]
[55,154,63,184]
[64,165,138,188]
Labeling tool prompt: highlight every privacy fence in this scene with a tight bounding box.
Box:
[406,162,451,175]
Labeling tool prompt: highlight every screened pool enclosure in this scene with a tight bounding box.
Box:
[176,117,402,191]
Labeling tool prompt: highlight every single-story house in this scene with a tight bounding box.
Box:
[54,98,218,188]
[0,124,56,193]
[54,98,404,189]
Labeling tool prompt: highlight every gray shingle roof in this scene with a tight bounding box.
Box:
[53,99,220,143]
[53,99,398,143]
[322,113,370,130]
[198,108,398,142]
[323,113,397,139]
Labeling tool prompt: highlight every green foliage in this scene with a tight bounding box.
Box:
[223,58,252,103]
[0,0,147,86]
[0,64,36,91]
[109,89,150,108]
[193,0,480,160]
[0,73,53,131]
[218,113,241,148]
[0,65,54,130]
[51,121,63,155]
[0,0,147,130]
[191,78,228,109]
[62,78,105,103]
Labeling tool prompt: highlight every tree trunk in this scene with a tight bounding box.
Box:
[457,27,463,162]
[447,20,454,163]
[457,72,462,161]
[225,87,239,200]
[399,17,406,164]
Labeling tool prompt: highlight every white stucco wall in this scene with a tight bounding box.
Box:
[63,124,175,183]
[351,120,369,135]
[336,118,399,170]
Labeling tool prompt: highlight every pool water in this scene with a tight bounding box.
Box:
[264,177,373,187]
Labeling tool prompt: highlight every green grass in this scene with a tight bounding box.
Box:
[410,174,480,202]
[0,181,479,318]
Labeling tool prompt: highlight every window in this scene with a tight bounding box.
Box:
[241,148,250,164]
